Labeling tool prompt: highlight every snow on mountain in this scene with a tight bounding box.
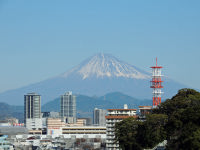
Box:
[61,53,150,79]
[0,53,187,105]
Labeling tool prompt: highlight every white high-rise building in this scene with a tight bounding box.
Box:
[24,93,42,130]
[93,108,107,126]
[60,91,76,123]
[105,104,137,150]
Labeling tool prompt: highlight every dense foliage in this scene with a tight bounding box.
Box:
[115,117,143,150]
[114,88,200,150]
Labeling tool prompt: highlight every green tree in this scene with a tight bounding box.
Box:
[114,117,142,150]
[138,114,168,148]
[114,88,200,150]
[154,88,200,149]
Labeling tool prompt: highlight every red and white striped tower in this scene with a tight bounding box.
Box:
[150,58,163,107]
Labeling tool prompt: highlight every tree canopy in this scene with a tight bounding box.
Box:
[114,88,200,150]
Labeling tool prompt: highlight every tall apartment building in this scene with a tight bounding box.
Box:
[93,108,107,126]
[24,93,42,130]
[105,104,137,150]
[60,91,76,123]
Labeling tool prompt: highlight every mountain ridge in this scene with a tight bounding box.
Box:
[0,53,188,105]
[0,92,152,122]
[42,92,152,118]
[61,53,150,79]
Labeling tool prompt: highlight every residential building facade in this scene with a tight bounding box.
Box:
[105,104,137,150]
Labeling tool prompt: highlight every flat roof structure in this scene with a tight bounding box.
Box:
[0,127,28,135]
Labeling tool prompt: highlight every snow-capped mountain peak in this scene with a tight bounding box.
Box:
[61,53,150,79]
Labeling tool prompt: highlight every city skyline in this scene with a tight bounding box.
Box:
[0,1,200,93]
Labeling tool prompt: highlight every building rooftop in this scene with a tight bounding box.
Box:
[107,109,137,111]
[139,106,152,110]
[105,116,137,119]
[25,93,40,96]
[0,126,28,135]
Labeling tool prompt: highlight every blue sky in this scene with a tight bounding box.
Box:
[0,0,200,93]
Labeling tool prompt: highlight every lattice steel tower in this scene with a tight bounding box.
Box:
[150,58,163,107]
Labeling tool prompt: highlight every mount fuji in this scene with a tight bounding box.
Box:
[0,53,187,105]
[61,53,150,80]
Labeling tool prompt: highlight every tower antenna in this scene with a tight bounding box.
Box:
[156,57,157,67]
[150,58,163,107]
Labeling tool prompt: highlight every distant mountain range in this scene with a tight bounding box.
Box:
[0,92,152,122]
[0,102,23,122]
[0,53,187,105]
[42,92,152,118]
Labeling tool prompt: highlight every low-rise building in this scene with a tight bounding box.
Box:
[46,118,106,138]
[62,126,106,138]
[6,118,19,126]
[68,118,86,127]
[0,120,11,127]
[0,135,14,150]
[42,111,60,127]
[78,118,92,126]
[0,126,28,135]
[47,118,65,136]
[138,106,152,121]
[26,118,42,130]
